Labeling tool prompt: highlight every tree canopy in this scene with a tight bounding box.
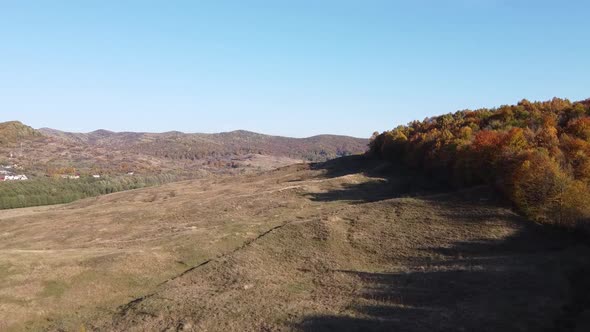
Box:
[369,98,590,231]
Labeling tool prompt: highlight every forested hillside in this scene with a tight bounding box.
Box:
[369,98,590,231]
[38,128,366,162]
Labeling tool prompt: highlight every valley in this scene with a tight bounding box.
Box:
[0,121,367,210]
[1,121,367,178]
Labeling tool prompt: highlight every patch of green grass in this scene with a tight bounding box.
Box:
[285,281,311,294]
[41,280,69,298]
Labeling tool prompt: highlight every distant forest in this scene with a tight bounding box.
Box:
[0,174,178,210]
[369,98,590,231]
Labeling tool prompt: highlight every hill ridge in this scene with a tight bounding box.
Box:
[1,121,368,178]
[35,125,366,140]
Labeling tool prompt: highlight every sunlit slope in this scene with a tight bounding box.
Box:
[0,156,587,331]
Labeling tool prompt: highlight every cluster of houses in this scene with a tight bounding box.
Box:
[0,157,119,182]
[0,165,28,181]
[0,174,28,181]
[0,160,129,182]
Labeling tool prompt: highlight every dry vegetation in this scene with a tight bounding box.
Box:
[27,125,366,174]
[1,156,588,331]
[1,121,366,178]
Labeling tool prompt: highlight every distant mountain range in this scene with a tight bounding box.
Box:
[0,121,368,177]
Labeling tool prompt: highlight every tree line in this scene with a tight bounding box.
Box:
[0,174,179,210]
[369,98,590,231]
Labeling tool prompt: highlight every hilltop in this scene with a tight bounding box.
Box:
[0,121,42,145]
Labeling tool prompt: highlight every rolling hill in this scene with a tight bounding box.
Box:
[0,156,588,331]
[0,121,367,176]
[2,98,590,331]
[35,127,367,161]
[0,122,367,210]
[0,121,41,145]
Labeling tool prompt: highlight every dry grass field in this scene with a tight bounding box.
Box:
[1,156,589,331]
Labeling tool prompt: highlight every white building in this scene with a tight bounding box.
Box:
[2,175,28,181]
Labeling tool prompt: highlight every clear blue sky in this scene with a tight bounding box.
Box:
[1,1,589,138]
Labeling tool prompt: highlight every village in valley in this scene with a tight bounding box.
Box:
[0,153,28,182]
[0,165,28,182]
[0,150,28,182]
[0,151,104,182]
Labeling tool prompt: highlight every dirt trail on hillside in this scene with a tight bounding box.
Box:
[1,156,589,331]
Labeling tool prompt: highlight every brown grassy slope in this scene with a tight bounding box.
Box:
[0,121,366,177]
[93,158,590,332]
[1,156,589,331]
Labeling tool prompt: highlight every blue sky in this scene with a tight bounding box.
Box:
[1,1,589,138]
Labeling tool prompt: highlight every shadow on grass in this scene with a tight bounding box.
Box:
[306,155,447,203]
[309,155,390,179]
[297,236,582,331]
[296,189,590,332]
[298,155,590,331]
